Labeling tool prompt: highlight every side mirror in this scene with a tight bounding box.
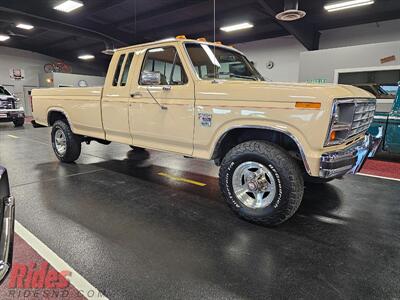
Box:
[141,71,161,86]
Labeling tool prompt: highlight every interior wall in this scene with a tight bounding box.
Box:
[0,46,102,116]
[52,73,105,88]
[236,19,400,83]
[320,19,400,49]
[299,41,400,83]
[236,37,306,82]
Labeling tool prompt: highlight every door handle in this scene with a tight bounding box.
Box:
[130,92,142,98]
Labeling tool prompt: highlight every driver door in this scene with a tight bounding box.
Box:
[129,45,195,155]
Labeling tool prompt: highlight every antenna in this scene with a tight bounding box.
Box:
[213,0,217,81]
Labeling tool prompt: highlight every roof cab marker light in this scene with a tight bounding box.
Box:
[197,38,207,42]
[175,35,187,39]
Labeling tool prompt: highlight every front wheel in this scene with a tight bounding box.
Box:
[304,174,335,184]
[51,120,81,163]
[219,141,304,226]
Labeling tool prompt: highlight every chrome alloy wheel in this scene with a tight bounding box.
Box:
[232,161,277,209]
[54,129,67,155]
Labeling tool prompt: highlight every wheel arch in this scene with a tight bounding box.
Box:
[47,108,73,128]
[211,125,311,175]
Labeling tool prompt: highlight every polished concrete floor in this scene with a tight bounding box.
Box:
[1,123,400,299]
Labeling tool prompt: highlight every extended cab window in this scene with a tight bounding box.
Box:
[185,43,264,81]
[112,54,126,86]
[140,47,188,85]
[120,52,134,86]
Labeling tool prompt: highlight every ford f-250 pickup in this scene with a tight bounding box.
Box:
[31,37,381,226]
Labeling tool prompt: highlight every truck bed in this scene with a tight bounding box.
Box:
[32,87,105,139]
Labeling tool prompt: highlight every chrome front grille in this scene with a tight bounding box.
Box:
[0,99,14,109]
[349,101,376,138]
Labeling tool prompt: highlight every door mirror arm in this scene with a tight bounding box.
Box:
[146,88,168,110]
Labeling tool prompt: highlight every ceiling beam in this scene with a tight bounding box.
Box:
[111,0,211,29]
[256,0,320,50]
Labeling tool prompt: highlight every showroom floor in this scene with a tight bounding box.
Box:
[0,122,399,299]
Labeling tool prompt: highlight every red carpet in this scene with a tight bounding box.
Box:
[360,159,400,180]
[0,235,85,300]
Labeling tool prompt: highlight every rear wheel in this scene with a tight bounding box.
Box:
[13,118,24,127]
[51,120,81,163]
[219,141,304,226]
[129,145,145,151]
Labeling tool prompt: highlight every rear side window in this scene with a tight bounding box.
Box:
[112,54,126,86]
[120,52,134,86]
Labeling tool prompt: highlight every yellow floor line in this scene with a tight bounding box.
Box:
[7,134,19,139]
[158,172,206,187]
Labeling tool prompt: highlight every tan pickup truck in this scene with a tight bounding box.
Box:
[32,38,381,225]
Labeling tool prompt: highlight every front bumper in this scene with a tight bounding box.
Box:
[319,133,382,178]
[0,108,25,122]
[0,167,15,283]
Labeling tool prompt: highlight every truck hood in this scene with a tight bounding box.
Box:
[0,95,15,101]
[199,80,375,103]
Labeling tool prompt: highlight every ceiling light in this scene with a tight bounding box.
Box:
[54,0,84,13]
[220,22,254,32]
[16,23,34,30]
[324,0,374,12]
[0,35,10,42]
[78,54,95,60]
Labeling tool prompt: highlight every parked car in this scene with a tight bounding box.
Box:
[0,86,25,127]
[31,37,381,225]
[0,166,15,282]
[368,83,400,154]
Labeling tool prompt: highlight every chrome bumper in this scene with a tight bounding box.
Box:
[0,108,25,119]
[0,168,15,283]
[319,133,382,178]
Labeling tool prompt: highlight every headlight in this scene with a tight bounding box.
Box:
[325,99,376,146]
[325,100,354,146]
[14,98,21,109]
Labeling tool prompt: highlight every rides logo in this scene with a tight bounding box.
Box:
[8,262,70,289]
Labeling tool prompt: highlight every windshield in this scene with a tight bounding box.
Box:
[377,85,390,96]
[0,86,10,96]
[185,43,264,81]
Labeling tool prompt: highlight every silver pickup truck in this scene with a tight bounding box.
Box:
[0,86,25,127]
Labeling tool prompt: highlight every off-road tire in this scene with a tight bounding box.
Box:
[304,175,335,184]
[219,141,304,226]
[129,145,145,151]
[51,120,81,163]
[13,118,24,127]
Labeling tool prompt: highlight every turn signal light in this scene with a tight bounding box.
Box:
[176,35,187,39]
[295,102,321,109]
[330,131,337,141]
